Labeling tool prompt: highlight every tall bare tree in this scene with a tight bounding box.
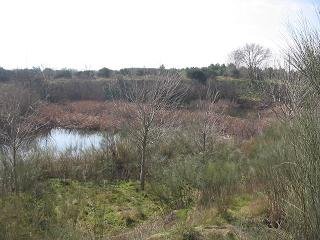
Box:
[114,70,185,190]
[0,86,46,192]
[231,43,271,80]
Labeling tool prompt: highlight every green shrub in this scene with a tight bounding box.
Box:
[97,67,112,78]
[182,228,203,240]
[253,114,320,238]
[186,68,208,84]
[150,142,245,211]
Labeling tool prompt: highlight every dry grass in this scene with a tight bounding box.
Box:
[38,100,273,139]
[38,101,123,130]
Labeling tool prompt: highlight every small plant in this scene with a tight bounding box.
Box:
[182,228,203,240]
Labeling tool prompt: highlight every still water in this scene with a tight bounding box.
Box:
[39,128,104,152]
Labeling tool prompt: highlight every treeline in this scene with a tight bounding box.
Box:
[0,67,113,82]
[0,42,276,86]
[0,64,287,106]
[45,78,268,104]
[184,64,287,84]
[0,64,285,83]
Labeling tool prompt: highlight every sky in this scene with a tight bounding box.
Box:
[0,0,316,70]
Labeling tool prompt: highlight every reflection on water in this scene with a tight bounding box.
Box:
[39,128,104,152]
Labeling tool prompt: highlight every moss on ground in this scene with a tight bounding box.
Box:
[0,182,288,240]
[0,179,161,239]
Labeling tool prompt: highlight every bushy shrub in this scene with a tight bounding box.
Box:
[0,67,11,82]
[150,140,245,210]
[47,80,108,102]
[182,228,203,240]
[253,115,320,237]
[53,69,73,79]
[74,70,95,80]
[186,68,208,84]
[97,67,112,78]
[150,155,199,209]
[197,144,245,208]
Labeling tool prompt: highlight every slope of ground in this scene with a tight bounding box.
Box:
[0,180,161,239]
[0,179,291,240]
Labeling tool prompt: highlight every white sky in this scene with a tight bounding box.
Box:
[0,0,315,70]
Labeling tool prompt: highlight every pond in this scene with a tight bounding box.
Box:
[38,128,105,152]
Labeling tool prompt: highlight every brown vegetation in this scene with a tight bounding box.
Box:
[38,101,123,130]
[38,100,272,140]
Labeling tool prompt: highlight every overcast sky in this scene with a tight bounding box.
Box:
[0,0,315,70]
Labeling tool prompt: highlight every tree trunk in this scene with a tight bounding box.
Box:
[12,143,17,193]
[202,131,206,162]
[202,132,206,153]
[140,130,148,191]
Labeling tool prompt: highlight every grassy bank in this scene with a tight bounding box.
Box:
[0,180,162,239]
[0,178,291,240]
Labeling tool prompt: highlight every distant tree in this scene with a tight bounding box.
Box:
[97,67,112,78]
[75,70,95,80]
[205,64,227,78]
[54,69,72,79]
[203,65,217,79]
[231,43,271,80]
[264,67,276,79]
[0,68,11,82]
[136,69,145,76]
[42,68,55,80]
[12,68,45,97]
[226,64,240,78]
[186,68,207,84]
[119,68,131,75]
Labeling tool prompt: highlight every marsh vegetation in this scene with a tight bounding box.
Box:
[1,10,320,240]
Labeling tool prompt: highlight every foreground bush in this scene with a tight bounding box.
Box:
[252,113,320,239]
[150,142,246,210]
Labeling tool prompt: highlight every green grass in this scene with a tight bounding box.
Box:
[0,179,162,239]
[144,193,287,240]
[0,181,289,240]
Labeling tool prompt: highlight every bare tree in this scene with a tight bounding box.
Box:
[114,70,185,190]
[189,83,220,156]
[231,43,271,80]
[0,86,47,192]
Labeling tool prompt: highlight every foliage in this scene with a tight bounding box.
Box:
[185,68,208,84]
[252,115,320,239]
[97,67,112,78]
[0,67,12,82]
[54,69,73,79]
[150,140,245,210]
